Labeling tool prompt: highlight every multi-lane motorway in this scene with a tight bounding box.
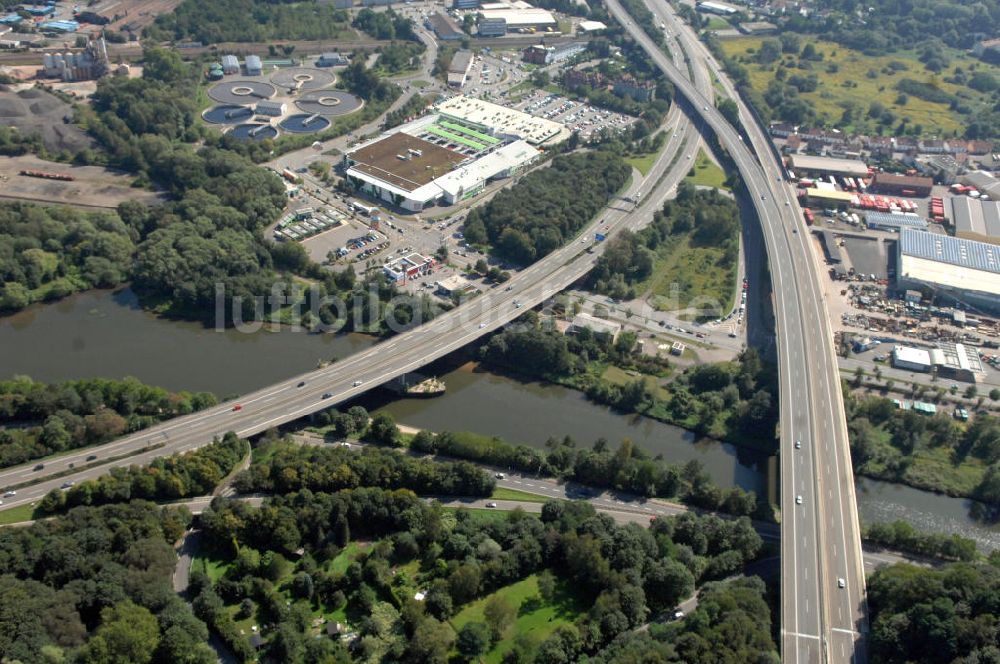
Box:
[0,89,706,514]
[607,2,868,661]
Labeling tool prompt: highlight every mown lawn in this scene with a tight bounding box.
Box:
[717,37,1000,136]
[626,150,660,176]
[450,573,586,663]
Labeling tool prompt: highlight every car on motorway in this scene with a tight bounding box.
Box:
[61,481,74,490]
[838,578,846,588]
[34,464,44,471]
[486,502,498,508]
[479,323,486,328]
[795,440,801,449]
[3,490,15,497]
[86,454,97,461]
[297,381,306,388]
[495,472,506,479]
[232,404,242,411]
[353,380,363,387]
[796,495,803,505]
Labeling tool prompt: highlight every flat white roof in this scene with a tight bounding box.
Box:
[435,140,540,197]
[899,253,1000,296]
[789,154,869,177]
[345,166,445,204]
[478,7,556,26]
[893,345,931,366]
[435,95,567,145]
[578,20,607,31]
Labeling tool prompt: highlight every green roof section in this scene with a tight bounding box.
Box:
[913,401,937,415]
[425,124,486,150]
[438,119,500,145]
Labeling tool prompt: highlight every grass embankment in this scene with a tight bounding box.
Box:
[490,487,551,503]
[717,37,1000,136]
[0,503,40,525]
[450,573,585,663]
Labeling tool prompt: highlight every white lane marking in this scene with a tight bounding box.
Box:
[786,632,821,641]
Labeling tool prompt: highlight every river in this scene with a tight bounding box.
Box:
[0,288,374,396]
[3,288,1000,548]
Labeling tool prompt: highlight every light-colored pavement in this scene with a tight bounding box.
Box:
[613,2,868,662]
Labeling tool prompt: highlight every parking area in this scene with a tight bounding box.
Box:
[511,90,636,139]
[840,236,890,280]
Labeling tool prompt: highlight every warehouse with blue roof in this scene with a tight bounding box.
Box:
[897,227,1000,314]
[865,211,928,232]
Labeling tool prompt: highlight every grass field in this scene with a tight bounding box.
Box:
[193,551,232,583]
[450,573,585,663]
[685,148,727,190]
[626,150,660,176]
[704,16,730,31]
[601,365,671,400]
[490,487,551,503]
[645,235,736,320]
[0,503,38,525]
[717,37,1000,136]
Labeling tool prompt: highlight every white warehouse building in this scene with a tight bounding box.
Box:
[896,227,1000,314]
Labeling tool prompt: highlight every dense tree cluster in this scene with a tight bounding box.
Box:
[0,202,135,312]
[383,93,432,129]
[0,376,216,468]
[462,152,630,264]
[233,438,496,497]
[0,501,212,663]
[864,520,978,562]
[194,489,766,662]
[39,432,248,513]
[868,558,1000,663]
[588,184,738,300]
[783,0,1000,54]
[412,429,760,517]
[585,576,779,663]
[353,8,416,41]
[145,0,352,43]
[375,42,426,75]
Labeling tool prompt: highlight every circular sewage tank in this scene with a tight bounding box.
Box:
[270,67,336,93]
[295,89,364,116]
[279,113,332,133]
[202,105,254,124]
[228,124,279,141]
[207,80,276,105]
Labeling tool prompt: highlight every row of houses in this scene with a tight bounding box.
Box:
[771,123,994,158]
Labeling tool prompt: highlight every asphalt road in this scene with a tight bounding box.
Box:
[608,3,868,662]
[0,85,703,518]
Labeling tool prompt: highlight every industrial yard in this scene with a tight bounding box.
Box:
[0,154,163,209]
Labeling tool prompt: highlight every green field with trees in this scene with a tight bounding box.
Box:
[462,151,630,264]
[708,0,1000,138]
[190,489,768,662]
[847,392,1000,518]
[588,184,739,319]
[477,310,776,454]
[0,376,216,468]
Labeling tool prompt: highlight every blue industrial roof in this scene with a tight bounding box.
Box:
[40,19,79,30]
[899,227,1000,274]
[865,212,928,229]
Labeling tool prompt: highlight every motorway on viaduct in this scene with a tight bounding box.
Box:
[605,0,870,661]
[0,6,866,662]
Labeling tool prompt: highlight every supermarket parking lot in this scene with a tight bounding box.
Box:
[511,90,635,138]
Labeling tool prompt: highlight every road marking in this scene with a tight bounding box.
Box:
[833,628,858,635]
[786,632,821,641]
